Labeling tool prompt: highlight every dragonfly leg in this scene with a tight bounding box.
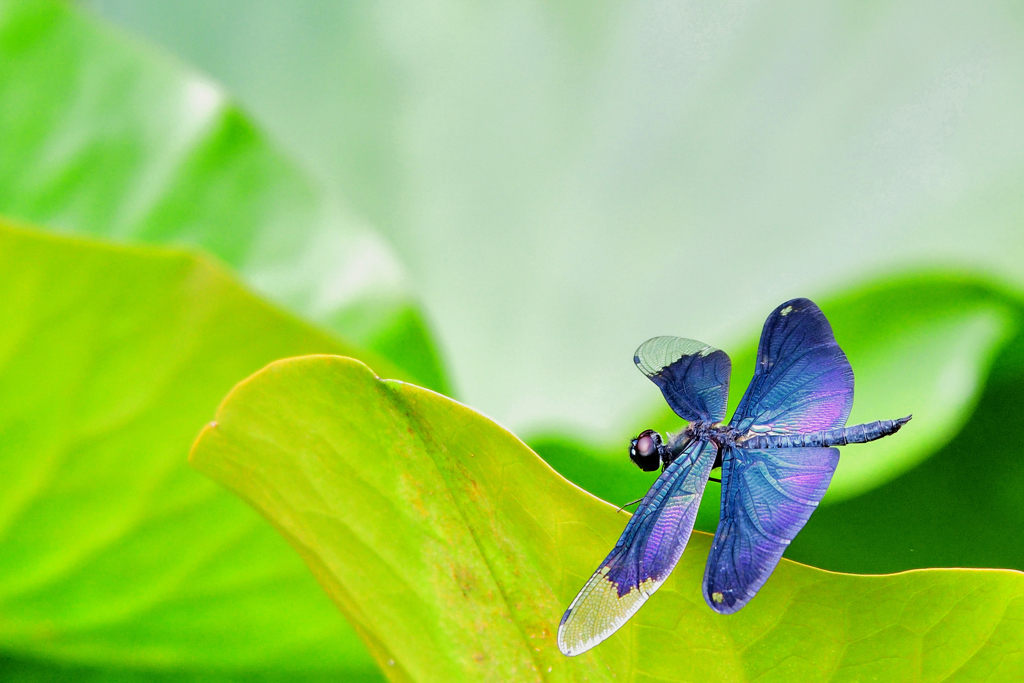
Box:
[616,497,644,513]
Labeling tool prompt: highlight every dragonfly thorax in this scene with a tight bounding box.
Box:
[681,421,740,448]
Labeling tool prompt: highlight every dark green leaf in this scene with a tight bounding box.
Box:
[789,326,1024,574]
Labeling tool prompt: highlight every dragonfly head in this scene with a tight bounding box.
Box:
[629,429,665,472]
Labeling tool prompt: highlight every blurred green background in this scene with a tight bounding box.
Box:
[0,0,1023,679]
[83,0,1024,440]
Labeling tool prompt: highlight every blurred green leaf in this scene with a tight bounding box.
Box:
[0,0,448,394]
[788,326,1024,574]
[0,219,383,680]
[192,354,1024,682]
[737,274,1022,502]
[85,0,1024,438]
[533,273,1022,532]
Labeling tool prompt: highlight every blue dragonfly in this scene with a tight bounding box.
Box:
[557,298,911,656]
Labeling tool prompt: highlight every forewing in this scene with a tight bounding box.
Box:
[558,440,718,656]
[703,446,839,614]
[635,336,732,423]
[731,298,853,434]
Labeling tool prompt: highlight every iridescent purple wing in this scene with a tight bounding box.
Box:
[730,298,853,435]
[703,446,838,614]
[558,439,717,656]
[635,337,732,423]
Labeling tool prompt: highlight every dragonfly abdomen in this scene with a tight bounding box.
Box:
[740,415,911,449]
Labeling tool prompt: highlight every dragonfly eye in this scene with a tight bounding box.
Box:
[629,429,663,472]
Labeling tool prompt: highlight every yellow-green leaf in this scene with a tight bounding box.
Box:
[0,219,383,679]
[192,354,1024,682]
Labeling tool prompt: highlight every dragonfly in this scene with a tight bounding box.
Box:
[557,298,910,656]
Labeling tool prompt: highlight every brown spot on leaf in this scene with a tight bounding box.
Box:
[453,564,478,597]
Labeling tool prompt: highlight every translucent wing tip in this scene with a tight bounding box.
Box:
[633,336,717,376]
[556,608,579,656]
[556,574,655,656]
[633,336,732,423]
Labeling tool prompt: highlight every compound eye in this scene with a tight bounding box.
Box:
[636,433,656,457]
[629,429,662,472]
